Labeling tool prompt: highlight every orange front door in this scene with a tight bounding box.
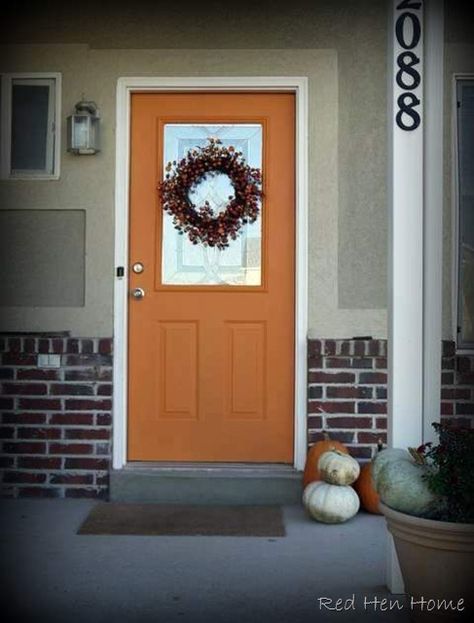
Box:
[128,92,295,462]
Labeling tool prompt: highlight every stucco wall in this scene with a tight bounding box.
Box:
[1,0,388,337]
[0,210,85,307]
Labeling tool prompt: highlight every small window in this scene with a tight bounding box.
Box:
[455,78,474,350]
[0,73,61,179]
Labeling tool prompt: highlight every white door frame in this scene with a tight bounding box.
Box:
[112,77,309,470]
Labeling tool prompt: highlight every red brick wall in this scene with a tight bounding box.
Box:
[1,334,473,498]
[440,341,474,427]
[307,339,388,459]
[308,338,474,461]
[0,335,112,498]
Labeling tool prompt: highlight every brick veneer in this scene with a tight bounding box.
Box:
[1,334,472,498]
[307,339,388,460]
[308,338,474,461]
[0,335,112,498]
[440,340,474,427]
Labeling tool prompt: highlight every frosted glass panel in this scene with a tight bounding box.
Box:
[11,84,50,171]
[161,124,263,286]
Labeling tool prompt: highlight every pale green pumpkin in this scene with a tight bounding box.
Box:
[373,448,438,517]
[371,448,408,485]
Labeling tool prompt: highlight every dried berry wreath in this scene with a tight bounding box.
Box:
[159,137,263,249]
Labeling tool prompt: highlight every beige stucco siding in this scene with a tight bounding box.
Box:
[1,0,389,337]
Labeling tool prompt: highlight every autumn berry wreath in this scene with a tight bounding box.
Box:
[159,138,263,249]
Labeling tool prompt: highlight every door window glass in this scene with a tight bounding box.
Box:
[161,124,263,286]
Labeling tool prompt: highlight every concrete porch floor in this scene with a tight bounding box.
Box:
[0,500,410,623]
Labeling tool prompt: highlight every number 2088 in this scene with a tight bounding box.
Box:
[395,0,422,131]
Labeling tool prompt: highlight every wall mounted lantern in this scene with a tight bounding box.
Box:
[67,100,100,155]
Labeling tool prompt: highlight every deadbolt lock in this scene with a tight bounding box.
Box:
[132,262,145,274]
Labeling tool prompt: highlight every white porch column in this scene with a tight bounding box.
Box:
[387,0,424,592]
[387,0,444,593]
[388,0,424,455]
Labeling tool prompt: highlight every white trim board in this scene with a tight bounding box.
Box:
[113,77,309,471]
[422,0,443,444]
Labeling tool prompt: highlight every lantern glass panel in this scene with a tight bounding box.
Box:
[73,115,90,150]
[89,117,100,152]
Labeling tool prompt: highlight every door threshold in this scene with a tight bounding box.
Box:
[110,462,302,504]
[122,462,298,473]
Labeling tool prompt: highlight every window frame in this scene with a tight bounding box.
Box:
[453,74,474,352]
[0,72,61,180]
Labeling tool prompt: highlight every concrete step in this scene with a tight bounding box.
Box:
[110,464,303,505]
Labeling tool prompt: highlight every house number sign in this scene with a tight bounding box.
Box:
[394,0,423,131]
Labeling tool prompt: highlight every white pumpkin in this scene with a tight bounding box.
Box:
[373,448,438,517]
[303,481,360,524]
[302,480,321,509]
[318,450,360,486]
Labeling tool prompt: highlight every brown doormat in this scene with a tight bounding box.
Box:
[78,503,286,537]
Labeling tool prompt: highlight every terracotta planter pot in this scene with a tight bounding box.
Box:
[380,502,474,622]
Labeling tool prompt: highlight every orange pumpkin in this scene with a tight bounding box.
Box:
[353,440,384,514]
[303,432,349,487]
